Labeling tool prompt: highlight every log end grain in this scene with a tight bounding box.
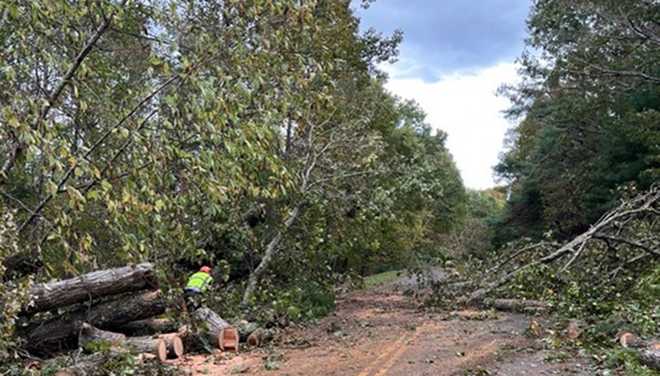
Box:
[156,339,168,363]
[169,336,184,359]
[219,327,239,352]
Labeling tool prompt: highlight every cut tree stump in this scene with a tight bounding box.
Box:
[79,323,180,362]
[24,290,166,354]
[26,263,156,315]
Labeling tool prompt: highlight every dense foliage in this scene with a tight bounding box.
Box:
[0,0,466,357]
[495,0,660,243]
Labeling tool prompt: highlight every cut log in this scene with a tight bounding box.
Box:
[159,333,185,359]
[488,299,548,313]
[640,347,660,370]
[115,318,179,336]
[23,290,166,354]
[236,320,260,341]
[618,332,660,370]
[26,263,156,315]
[247,328,274,347]
[191,307,232,350]
[79,323,172,362]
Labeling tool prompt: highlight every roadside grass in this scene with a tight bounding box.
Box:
[363,270,402,289]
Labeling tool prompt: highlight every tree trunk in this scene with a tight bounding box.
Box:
[114,318,179,336]
[79,323,179,362]
[241,205,301,306]
[26,263,157,315]
[23,290,166,354]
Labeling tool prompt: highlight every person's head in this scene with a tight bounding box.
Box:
[200,266,212,273]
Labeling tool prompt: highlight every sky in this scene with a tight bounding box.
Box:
[354,0,531,189]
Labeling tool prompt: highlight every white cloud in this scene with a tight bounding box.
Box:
[384,62,520,190]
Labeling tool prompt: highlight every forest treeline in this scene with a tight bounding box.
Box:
[472,1,659,374]
[0,0,466,357]
[495,0,659,243]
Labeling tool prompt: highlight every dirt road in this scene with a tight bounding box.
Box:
[174,281,594,375]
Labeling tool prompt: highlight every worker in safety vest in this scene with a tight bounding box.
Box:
[184,266,214,310]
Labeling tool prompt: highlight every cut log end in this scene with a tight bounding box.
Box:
[156,339,168,363]
[164,335,184,359]
[247,332,260,347]
[219,328,239,352]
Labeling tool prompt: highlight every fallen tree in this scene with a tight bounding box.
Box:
[466,187,660,305]
[24,290,166,354]
[25,263,157,315]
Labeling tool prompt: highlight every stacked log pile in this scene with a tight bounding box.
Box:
[17,263,251,373]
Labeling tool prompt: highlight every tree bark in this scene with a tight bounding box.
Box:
[241,205,301,306]
[114,318,179,336]
[26,263,157,315]
[23,290,166,354]
[79,323,181,361]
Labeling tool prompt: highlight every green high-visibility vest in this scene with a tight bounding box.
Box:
[185,272,213,292]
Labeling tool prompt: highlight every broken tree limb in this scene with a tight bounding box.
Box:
[25,263,157,315]
[466,187,660,305]
[241,204,302,306]
[78,323,175,362]
[24,290,166,354]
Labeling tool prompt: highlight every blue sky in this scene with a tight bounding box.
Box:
[353,0,531,189]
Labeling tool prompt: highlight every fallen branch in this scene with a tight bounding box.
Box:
[466,187,659,305]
